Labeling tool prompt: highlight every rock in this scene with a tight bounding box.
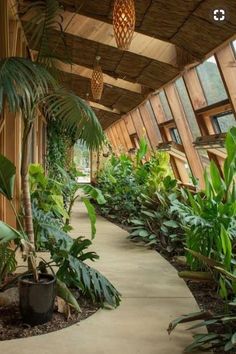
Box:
[0,287,19,306]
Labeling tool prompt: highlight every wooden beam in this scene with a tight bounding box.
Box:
[216,44,236,116]
[60,12,178,66]
[165,83,205,187]
[183,68,207,110]
[22,23,179,90]
[53,60,143,94]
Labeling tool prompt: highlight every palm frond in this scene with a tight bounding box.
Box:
[20,0,71,74]
[0,57,57,117]
[43,90,104,149]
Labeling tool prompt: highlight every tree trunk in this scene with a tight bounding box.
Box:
[0,0,10,59]
[21,121,35,244]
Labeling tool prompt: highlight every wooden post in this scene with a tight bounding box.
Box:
[216,44,236,115]
[165,84,205,187]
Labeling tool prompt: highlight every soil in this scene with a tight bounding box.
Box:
[0,294,99,341]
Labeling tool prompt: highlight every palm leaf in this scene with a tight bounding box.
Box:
[43,89,104,149]
[0,57,57,117]
[20,0,71,71]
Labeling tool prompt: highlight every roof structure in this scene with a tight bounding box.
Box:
[20,0,236,128]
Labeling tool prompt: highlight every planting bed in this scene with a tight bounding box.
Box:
[0,293,98,341]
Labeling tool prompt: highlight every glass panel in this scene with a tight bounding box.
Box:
[212,111,236,133]
[170,128,182,144]
[175,78,201,140]
[145,101,162,141]
[196,56,228,105]
[158,91,173,121]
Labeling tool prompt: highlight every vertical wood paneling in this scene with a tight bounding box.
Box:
[118,120,133,150]
[149,95,166,124]
[124,114,136,135]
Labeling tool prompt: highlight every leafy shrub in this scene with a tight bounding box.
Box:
[171,128,236,296]
[129,176,183,252]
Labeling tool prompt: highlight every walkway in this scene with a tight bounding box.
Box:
[1,201,202,354]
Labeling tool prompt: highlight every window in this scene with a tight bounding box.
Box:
[129,133,139,149]
[212,111,236,133]
[158,91,173,121]
[175,78,201,140]
[196,56,228,106]
[170,128,182,144]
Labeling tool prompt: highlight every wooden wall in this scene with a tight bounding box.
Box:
[0,2,47,226]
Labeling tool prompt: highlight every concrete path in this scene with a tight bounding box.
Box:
[1,201,202,354]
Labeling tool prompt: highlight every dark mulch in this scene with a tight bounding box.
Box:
[0,296,99,341]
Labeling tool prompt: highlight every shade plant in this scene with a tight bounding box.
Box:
[0,0,120,324]
[171,127,236,298]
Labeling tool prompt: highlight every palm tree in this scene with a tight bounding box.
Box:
[0,0,104,252]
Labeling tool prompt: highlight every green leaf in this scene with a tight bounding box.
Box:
[0,221,24,243]
[231,332,236,345]
[210,160,225,195]
[163,220,179,228]
[0,154,16,200]
[220,225,232,269]
[82,197,96,239]
[56,278,81,312]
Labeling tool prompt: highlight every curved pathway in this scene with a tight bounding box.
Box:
[1,201,202,354]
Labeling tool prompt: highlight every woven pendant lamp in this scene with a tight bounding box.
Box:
[113,0,136,51]
[91,56,104,101]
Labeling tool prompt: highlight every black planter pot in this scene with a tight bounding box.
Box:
[19,273,56,326]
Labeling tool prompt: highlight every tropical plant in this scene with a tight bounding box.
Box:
[171,128,236,282]
[0,155,121,309]
[129,176,183,252]
[0,0,104,275]
[168,310,236,352]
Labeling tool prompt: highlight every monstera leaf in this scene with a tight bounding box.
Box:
[0,154,16,200]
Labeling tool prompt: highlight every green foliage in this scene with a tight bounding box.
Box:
[0,245,17,284]
[44,90,104,150]
[171,128,236,287]
[97,153,141,223]
[168,310,236,352]
[29,164,65,220]
[36,216,120,307]
[97,142,176,250]
[129,177,183,252]
[0,154,16,200]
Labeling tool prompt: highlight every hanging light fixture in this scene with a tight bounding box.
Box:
[113,0,136,51]
[91,56,104,101]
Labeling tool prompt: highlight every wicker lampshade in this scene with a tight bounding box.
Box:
[113,0,136,51]
[91,56,104,101]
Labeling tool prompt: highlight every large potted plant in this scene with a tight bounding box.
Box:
[0,0,105,325]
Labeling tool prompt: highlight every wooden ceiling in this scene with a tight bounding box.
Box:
[21,0,236,129]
